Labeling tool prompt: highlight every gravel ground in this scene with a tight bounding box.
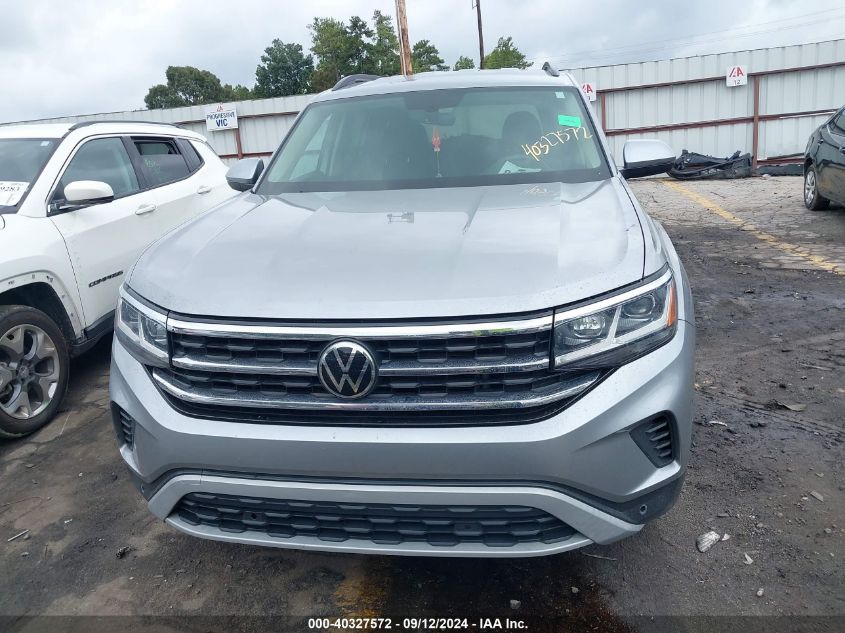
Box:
[0,176,843,633]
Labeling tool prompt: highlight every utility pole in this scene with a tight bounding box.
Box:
[474,0,485,69]
[395,0,413,77]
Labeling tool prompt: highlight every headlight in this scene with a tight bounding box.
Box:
[115,286,168,366]
[553,270,677,369]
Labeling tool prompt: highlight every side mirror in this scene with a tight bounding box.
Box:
[63,180,115,204]
[226,158,264,192]
[620,140,676,179]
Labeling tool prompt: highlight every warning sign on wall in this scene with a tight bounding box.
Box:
[581,83,597,102]
[726,66,747,87]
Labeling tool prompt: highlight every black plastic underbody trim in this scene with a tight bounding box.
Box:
[83,309,115,340]
[128,465,684,525]
[71,310,115,357]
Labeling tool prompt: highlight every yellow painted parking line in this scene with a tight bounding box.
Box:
[663,180,845,276]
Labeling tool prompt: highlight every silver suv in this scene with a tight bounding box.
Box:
[111,68,694,557]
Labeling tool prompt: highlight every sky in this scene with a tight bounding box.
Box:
[2,0,844,123]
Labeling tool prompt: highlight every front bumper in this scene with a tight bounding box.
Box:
[110,319,694,557]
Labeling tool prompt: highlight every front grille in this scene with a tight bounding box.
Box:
[155,314,603,426]
[174,492,576,548]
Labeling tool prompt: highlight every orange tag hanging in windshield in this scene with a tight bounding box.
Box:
[432,127,441,153]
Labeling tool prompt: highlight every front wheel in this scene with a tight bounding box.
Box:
[0,306,69,438]
[804,165,829,210]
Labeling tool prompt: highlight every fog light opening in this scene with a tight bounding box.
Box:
[629,413,676,468]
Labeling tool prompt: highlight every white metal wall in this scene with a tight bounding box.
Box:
[565,39,845,161]
[5,39,844,165]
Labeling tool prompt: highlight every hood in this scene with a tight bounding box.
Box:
[129,178,649,320]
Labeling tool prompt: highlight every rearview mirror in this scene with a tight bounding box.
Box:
[226,158,265,192]
[620,140,676,179]
[63,180,115,204]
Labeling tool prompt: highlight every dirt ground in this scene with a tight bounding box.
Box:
[1,176,843,633]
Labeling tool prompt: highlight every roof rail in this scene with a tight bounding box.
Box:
[68,119,183,131]
[541,62,560,77]
[332,74,381,91]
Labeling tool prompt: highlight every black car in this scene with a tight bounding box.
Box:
[804,105,845,210]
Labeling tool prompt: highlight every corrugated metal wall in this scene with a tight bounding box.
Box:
[5,39,843,166]
[565,39,845,162]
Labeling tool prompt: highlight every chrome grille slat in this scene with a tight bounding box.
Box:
[171,352,549,376]
[152,368,600,411]
[172,355,317,376]
[168,314,554,340]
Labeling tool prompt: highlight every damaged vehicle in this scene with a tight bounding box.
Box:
[111,68,695,557]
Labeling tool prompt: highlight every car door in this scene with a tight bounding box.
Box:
[816,108,845,205]
[127,135,231,234]
[48,136,165,327]
[181,139,234,209]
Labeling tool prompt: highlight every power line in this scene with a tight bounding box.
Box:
[533,8,845,66]
[538,7,845,63]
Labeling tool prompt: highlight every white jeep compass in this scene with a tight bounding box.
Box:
[0,121,232,437]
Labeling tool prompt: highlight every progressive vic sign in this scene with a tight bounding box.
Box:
[205,104,238,131]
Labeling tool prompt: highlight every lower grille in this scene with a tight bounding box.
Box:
[174,492,576,547]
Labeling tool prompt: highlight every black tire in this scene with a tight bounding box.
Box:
[804,165,829,210]
[0,305,70,438]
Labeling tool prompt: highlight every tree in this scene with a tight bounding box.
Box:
[225,84,253,102]
[453,55,475,71]
[309,11,404,91]
[144,84,185,109]
[368,10,400,76]
[309,17,355,91]
[411,40,448,72]
[346,15,374,74]
[483,37,531,70]
[144,65,231,109]
[254,40,314,98]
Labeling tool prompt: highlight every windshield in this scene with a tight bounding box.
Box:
[258,86,610,194]
[0,138,59,211]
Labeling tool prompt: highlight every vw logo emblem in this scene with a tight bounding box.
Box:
[317,340,378,399]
